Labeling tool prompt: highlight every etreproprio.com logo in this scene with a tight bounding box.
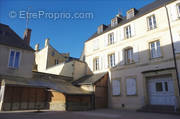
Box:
[9,10,94,20]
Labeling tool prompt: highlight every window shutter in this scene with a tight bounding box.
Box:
[120,28,124,41]
[115,51,119,66]
[104,54,108,69]
[170,4,178,21]
[126,78,137,95]
[131,23,136,37]
[119,50,125,65]
[112,80,120,96]
[104,35,108,47]
[173,32,180,53]
[133,44,139,63]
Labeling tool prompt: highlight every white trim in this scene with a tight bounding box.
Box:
[8,49,21,69]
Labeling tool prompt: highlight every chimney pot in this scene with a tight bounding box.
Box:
[35,44,39,51]
[45,38,49,47]
[23,28,32,45]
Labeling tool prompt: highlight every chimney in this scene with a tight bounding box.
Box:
[23,28,32,45]
[35,44,39,51]
[45,38,49,47]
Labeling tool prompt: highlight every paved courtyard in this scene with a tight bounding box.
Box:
[0,109,179,119]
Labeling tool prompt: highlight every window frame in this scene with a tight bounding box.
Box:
[124,25,132,39]
[147,15,157,30]
[126,78,137,96]
[149,40,162,59]
[8,49,21,69]
[108,53,115,68]
[93,57,100,71]
[55,59,59,65]
[112,79,121,96]
[108,33,114,45]
[124,47,134,64]
[177,3,180,17]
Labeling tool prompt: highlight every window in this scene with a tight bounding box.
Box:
[108,53,115,68]
[51,51,55,56]
[126,78,137,96]
[156,82,163,92]
[8,50,21,69]
[124,25,132,39]
[108,33,114,45]
[111,18,118,27]
[147,15,157,30]
[55,59,59,65]
[112,79,120,96]
[150,41,161,58]
[93,57,99,71]
[125,48,133,64]
[177,4,180,17]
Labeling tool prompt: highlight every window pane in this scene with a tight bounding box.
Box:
[8,51,15,67]
[14,52,20,68]
[126,78,136,95]
[156,82,163,92]
[165,82,168,91]
[153,15,156,28]
[112,80,120,96]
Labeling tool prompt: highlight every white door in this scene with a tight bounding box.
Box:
[148,77,175,106]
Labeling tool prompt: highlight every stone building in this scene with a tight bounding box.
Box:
[0,23,93,111]
[81,0,180,111]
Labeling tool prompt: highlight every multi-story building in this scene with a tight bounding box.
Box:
[34,39,92,80]
[82,0,180,110]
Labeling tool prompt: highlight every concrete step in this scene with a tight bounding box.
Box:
[137,105,180,115]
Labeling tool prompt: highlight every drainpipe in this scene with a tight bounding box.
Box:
[164,4,180,96]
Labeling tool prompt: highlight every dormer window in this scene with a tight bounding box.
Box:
[111,18,118,27]
[8,50,21,69]
[97,24,107,34]
[111,14,123,27]
[126,8,137,19]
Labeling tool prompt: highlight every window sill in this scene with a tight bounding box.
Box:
[147,27,157,31]
[112,94,121,97]
[8,67,18,70]
[126,94,138,97]
[149,56,163,60]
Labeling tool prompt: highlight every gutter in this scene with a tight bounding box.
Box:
[164,4,180,95]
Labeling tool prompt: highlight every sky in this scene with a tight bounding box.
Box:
[0,0,155,58]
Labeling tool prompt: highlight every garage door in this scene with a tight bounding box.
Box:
[148,76,175,106]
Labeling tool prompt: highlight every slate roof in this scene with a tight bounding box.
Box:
[0,72,92,95]
[73,72,107,85]
[0,23,34,51]
[86,0,176,42]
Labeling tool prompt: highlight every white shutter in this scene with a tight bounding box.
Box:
[170,4,178,21]
[131,23,136,37]
[104,54,108,69]
[112,80,120,96]
[173,32,180,53]
[113,32,116,43]
[100,55,103,70]
[133,44,139,63]
[126,78,136,95]
[115,51,119,66]
[104,35,108,47]
[120,28,124,41]
[119,50,124,65]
